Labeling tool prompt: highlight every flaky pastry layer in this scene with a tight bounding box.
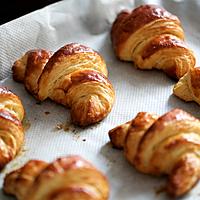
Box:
[0,87,24,169]
[109,108,200,197]
[3,155,109,200]
[111,4,195,79]
[12,43,115,126]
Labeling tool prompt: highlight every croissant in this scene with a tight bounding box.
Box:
[108,109,200,197]
[173,67,200,105]
[111,4,195,79]
[12,43,115,126]
[3,155,109,200]
[0,87,24,169]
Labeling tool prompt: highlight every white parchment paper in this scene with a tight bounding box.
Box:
[0,0,200,199]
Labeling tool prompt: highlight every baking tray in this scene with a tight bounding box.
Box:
[0,0,200,199]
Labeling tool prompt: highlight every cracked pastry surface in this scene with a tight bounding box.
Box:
[0,87,24,169]
[3,155,109,200]
[12,43,115,126]
[111,4,195,79]
[108,109,200,197]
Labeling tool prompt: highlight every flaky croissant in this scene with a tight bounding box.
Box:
[109,109,200,197]
[173,67,200,105]
[0,87,24,169]
[3,155,109,200]
[111,4,195,79]
[12,43,115,126]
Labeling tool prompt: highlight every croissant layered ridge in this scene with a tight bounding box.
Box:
[111,4,195,79]
[108,109,200,197]
[12,43,115,126]
[3,155,109,200]
[0,87,24,169]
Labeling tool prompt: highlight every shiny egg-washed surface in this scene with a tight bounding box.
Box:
[12,43,115,126]
[3,155,109,200]
[109,109,200,197]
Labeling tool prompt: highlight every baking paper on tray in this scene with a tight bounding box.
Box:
[0,0,200,199]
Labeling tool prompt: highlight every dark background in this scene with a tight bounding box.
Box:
[0,0,60,25]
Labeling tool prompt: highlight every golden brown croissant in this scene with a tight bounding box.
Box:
[108,109,200,197]
[12,43,115,126]
[3,155,109,200]
[173,67,200,105]
[0,87,24,169]
[111,4,195,79]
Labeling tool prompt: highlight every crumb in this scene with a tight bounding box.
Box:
[17,146,28,157]
[20,148,27,154]
[22,118,31,131]
[54,122,73,132]
[82,139,86,142]
[44,111,50,115]
[64,126,70,131]
[73,134,80,140]
[63,122,71,131]
[155,185,166,195]
[55,123,63,130]
[72,128,79,134]
[54,121,79,134]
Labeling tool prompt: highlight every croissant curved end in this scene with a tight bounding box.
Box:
[167,153,200,197]
[66,70,115,126]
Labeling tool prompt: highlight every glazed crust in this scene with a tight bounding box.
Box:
[111,4,179,53]
[173,67,200,105]
[12,43,115,126]
[13,49,52,97]
[0,87,24,169]
[108,109,200,197]
[111,4,195,79]
[3,155,109,200]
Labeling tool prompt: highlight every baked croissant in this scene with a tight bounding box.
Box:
[111,4,195,79]
[3,155,109,200]
[12,43,115,126]
[0,87,24,169]
[173,67,200,105]
[109,109,200,197]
